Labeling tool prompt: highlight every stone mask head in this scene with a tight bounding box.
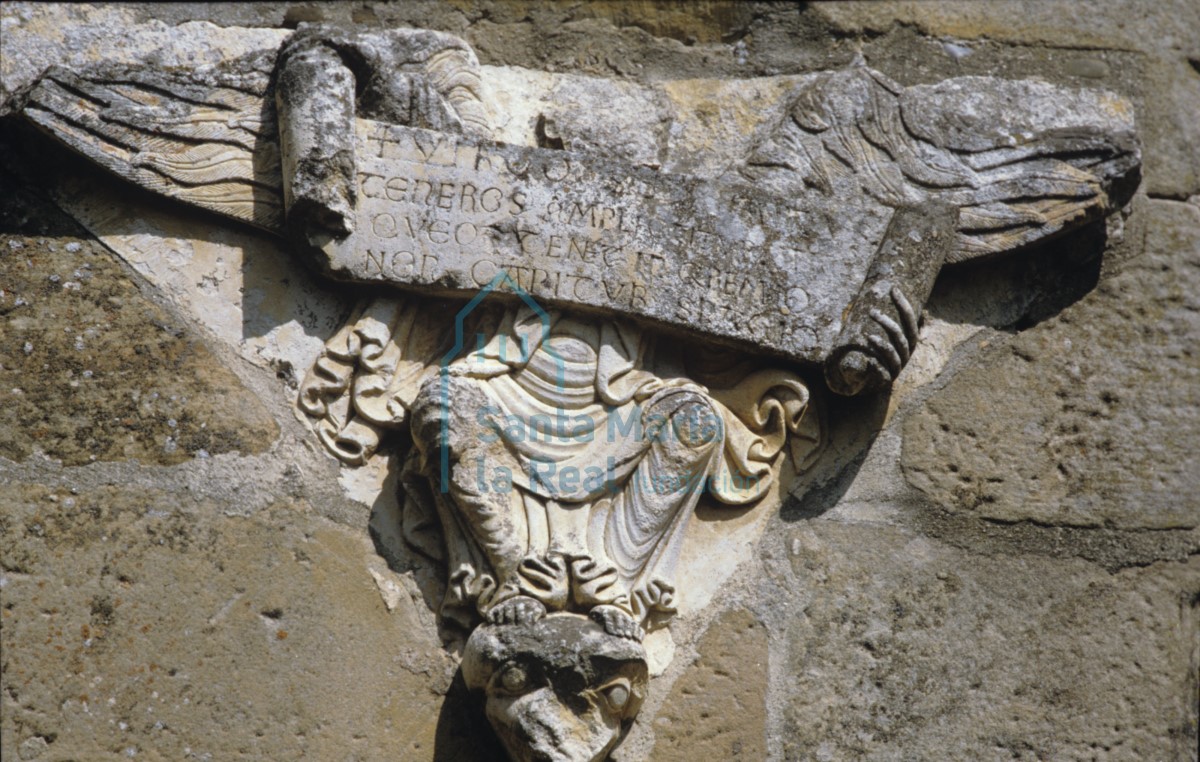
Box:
[462,613,649,762]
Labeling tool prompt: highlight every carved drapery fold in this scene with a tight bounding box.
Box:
[297,297,448,464]
[298,300,821,629]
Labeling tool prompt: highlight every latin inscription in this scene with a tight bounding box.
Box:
[317,120,891,363]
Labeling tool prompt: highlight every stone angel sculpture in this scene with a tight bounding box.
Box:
[8,27,822,761]
[8,23,1138,762]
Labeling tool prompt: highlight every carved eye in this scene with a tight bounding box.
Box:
[602,679,631,710]
[498,664,527,693]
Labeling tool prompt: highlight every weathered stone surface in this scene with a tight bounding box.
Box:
[902,199,1200,529]
[815,0,1200,199]
[309,74,1135,376]
[462,613,649,762]
[0,5,287,101]
[8,137,353,385]
[0,175,279,466]
[1141,56,1200,199]
[266,23,1142,415]
[0,3,1196,761]
[9,33,1140,382]
[815,0,1200,53]
[649,609,768,760]
[320,119,886,365]
[5,2,1190,207]
[0,484,451,761]
[777,522,1200,761]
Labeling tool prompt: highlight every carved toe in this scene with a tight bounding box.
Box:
[589,604,645,642]
[487,595,547,626]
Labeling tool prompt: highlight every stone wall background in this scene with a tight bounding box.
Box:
[2,2,1197,760]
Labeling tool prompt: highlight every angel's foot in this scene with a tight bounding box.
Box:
[589,604,644,642]
[486,595,547,627]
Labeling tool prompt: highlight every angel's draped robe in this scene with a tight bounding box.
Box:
[300,300,813,626]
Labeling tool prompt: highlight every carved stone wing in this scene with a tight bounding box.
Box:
[737,63,1140,394]
[743,64,1140,263]
[12,61,285,233]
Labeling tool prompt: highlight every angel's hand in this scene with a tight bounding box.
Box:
[826,285,920,396]
[824,202,955,396]
[864,285,920,381]
[274,26,486,243]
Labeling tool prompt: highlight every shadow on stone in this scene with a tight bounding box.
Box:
[928,221,1109,335]
[780,387,890,522]
[433,668,509,762]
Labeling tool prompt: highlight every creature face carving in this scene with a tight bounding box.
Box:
[462,614,649,762]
